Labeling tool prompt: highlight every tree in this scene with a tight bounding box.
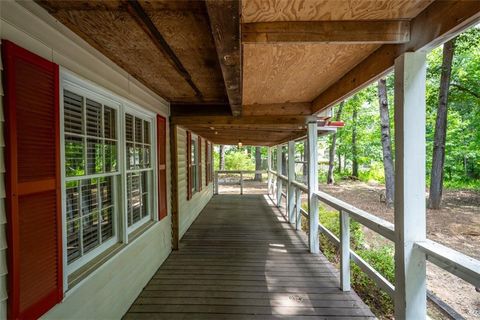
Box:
[327,102,344,184]
[254,147,262,181]
[378,78,395,207]
[351,102,359,178]
[429,38,457,209]
[219,144,225,170]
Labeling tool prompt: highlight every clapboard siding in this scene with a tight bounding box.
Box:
[1,1,172,319]
[177,127,213,239]
[0,40,7,319]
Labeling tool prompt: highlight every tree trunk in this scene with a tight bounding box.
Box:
[378,78,395,207]
[327,102,344,184]
[254,146,262,181]
[429,38,456,209]
[219,144,225,170]
[352,103,359,178]
[337,153,342,173]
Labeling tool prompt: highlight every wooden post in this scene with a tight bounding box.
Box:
[240,171,244,195]
[276,145,282,207]
[340,210,350,291]
[170,124,179,250]
[307,120,319,254]
[287,141,295,223]
[394,52,427,320]
[295,188,302,231]
[214,171,219,195]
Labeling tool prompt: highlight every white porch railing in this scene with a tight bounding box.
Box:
[268,168,480,306]
[214,170,266,195]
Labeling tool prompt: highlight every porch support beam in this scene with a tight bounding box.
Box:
[205,0,242,116]
[394,52,427,319]
[242,20,410,44]
[171,115,309,126]
[276,145,283,207]
[312,0,480,114]
[287,141,295,224]
[307,121,319,254]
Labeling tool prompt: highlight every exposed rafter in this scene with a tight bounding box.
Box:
[125,0,203,99]
[171,115,313,126]
[242,20,410,44]
[311,0,480,114]
[205,0,242,116]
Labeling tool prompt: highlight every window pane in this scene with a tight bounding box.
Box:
[144,146,151,169]
[101,207,114,242]
[128,173,142,226]
[81,179,100,254]
[125,113,134,142]
[141,171,148,218]
[143,120,150,144]
[82,212,99,254]
[104,106,116,139]
[104,141,118,172]
[100,177,113,208]
[86,99,102,137]
[66,181,80,221]
[65,135,85,177]
[64,90,84,134]
[87,138,104,174]
[67,220,81,263]
[136,146,143,169]
[135,117,143,143]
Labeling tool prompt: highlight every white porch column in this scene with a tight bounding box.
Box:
[287,141,295,223]
[276,145,282,207]
[267,147,272,194]
[394,52,427,320]
[307,120,319,254]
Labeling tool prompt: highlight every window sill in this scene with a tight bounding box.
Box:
[68,242,124,289]
[129,220,156,242]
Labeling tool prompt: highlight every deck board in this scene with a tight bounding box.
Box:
[124,194,374,319]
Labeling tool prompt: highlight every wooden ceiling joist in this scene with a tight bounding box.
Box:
[126,0,203,99]
[312,0,480,114]
[205,0,242,116]
[242,103,312,116]
[242,20,410,44]
[171,115,312,126]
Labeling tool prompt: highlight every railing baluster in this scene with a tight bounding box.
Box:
[240,172,243,195]
[214,172,219,195]
[295,188,302,231]
[340,210,351,291]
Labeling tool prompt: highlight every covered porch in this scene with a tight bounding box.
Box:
[125,194,374,319]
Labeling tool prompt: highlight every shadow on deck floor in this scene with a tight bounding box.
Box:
[124,194,374,319]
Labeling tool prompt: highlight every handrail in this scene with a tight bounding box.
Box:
[214,170,266,195]
[415,240,480,288]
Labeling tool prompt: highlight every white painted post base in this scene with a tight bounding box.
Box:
[307,121,319,254]
[340,210,350,291]
[287,141,295,223]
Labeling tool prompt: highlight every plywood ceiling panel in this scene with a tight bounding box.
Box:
[36,0,227,103]
[243,43,379,105]
[242,0,434,22]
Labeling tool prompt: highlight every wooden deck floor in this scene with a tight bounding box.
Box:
[124,194,374,319]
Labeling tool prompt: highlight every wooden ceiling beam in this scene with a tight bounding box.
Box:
[170,102,231,116]
[125,0,203,99]
[242,20,410,44]
[171,115,313,126]
[242,103,312,116]
[205,0,242,116]
[312,0,480,114]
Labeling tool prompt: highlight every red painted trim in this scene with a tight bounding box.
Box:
[326,121,345,127]
[186,131,192,200]
[3,40,63,320]
[198,138,202,191]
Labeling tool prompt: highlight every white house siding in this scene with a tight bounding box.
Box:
[177,127,214,239]
[0,1,172,319]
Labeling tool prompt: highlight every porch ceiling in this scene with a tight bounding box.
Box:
[35,0,479,146]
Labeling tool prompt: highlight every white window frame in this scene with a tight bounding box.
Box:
[60,69,158,292]
[191,134,199,195]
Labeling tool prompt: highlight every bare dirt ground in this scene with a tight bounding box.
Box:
[320,180,480,320]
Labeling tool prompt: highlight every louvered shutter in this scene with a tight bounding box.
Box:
[3,41,62,319]
[198,138,202,191]
[205,141,209,185]
[157,115,167,220]
[186,131,192,200]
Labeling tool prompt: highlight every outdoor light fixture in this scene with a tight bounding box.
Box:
[238,141,242,148]
[215,131,218,135]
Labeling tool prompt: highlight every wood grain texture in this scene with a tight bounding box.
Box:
[241,0,433,23]
[312,0,480,113]
[242,20,410,44]
[243,43,379,105]
[206,0,242,116]
[36,0,227,103]
[123,195,374,319]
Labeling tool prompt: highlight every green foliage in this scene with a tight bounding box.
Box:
[225,151,255,170]
[318,205,394,319]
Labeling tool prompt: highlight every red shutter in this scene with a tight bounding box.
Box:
[3,40,63,319]
[205,141,209,185]
[186,131,192,200]
[198,138,202,191]
[157,115,167,220]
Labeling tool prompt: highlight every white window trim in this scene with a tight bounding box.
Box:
[191,134,199,195]
[60,68,159,292]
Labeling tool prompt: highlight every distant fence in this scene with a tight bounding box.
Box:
[214,170,266,195]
